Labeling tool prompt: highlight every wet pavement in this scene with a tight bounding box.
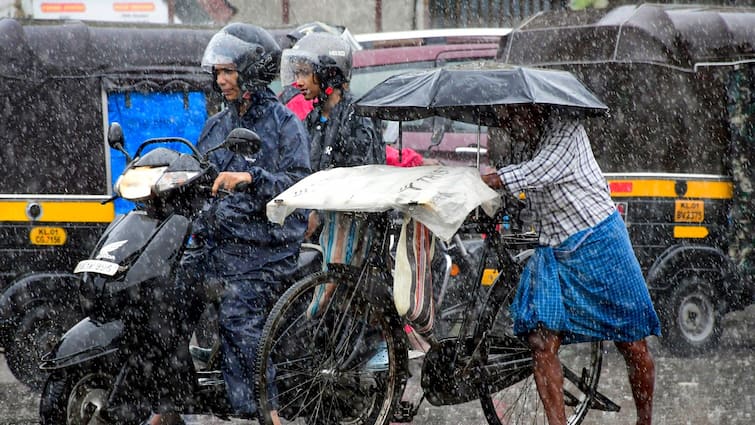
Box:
[2,305,753,425]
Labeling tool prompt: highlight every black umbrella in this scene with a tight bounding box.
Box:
[353,62,608,126]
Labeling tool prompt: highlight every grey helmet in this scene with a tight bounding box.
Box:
[284,21,361,51]
[201,23,281,93]
[280,32,353,98]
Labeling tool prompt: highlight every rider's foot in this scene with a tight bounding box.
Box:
[365,341,390,372]
[146,412,185,425]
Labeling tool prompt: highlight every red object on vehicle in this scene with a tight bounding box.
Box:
[386,145,423,167]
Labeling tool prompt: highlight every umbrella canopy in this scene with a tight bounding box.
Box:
[353,63,608,126]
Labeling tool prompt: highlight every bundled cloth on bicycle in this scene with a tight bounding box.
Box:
[510,211,662,344]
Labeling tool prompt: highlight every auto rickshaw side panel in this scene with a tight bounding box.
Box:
[0,19,217,291]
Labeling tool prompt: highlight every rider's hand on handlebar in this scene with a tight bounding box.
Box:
[212,171,253,196]
[481,172,504,190]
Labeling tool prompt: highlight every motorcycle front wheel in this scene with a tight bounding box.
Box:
[39,369,149,425]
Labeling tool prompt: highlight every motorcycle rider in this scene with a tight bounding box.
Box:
[150,23,310,425]
[281,32,383,315]
[278,21,361,120]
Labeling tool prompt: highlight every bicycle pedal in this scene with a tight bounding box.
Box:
[391,401,416,422]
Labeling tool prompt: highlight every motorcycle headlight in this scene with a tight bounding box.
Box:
[155,171,201,194]
[115,166,167,201]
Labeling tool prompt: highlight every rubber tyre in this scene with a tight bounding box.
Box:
[660,276,723,356]
[477,276,602,425]
[6,303,80,391]
[256,269,407,425]
[40,368,148,425]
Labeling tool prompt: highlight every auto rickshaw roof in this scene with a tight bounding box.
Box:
[501,3,755,70]
[0,18,221,78]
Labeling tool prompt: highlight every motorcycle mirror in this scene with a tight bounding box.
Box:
[214,128,262,157]
[108,122,125,150]
[107,122,131,162]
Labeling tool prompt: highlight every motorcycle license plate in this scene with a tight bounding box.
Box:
[29,226,67,245]
[74,259,120,276]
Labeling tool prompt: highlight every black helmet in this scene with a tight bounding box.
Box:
[202,23,281,92]
[280,33,353,96]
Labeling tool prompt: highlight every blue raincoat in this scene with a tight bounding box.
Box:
[189,87,310,416]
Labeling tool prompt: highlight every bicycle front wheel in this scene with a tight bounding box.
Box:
[256,268,407,425]
[477,283,603,425]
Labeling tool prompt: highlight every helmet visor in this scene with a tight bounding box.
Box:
[201,32,259,73]
[280,48,319,86]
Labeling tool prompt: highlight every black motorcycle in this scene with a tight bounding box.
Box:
[38,123,321,424]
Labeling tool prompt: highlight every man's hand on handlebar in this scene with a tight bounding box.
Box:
[482,173,504,190]
[212,171,253,195]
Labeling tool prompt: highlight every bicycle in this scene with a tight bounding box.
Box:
[255,194,619,425]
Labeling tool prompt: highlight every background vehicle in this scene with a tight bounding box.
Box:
[350,28,510,166]
[496,3,755,355]
[0,18,220,389]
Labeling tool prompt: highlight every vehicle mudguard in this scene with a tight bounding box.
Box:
[646,244,746,310]
[106,214,191,294]
[38,317,124,371]
[0,272,81,348]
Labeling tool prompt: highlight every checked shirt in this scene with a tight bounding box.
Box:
[496,118,615,246]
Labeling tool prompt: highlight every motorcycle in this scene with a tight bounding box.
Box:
[38,123,322,424]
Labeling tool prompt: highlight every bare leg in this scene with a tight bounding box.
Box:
[615,339,655,425]
[271,409,282,425]
[528,328,566,425]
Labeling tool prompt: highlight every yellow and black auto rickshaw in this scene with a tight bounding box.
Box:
[495,3,754,356]
[0,18,223,388]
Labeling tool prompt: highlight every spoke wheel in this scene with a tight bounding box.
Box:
[256,269,407,425]
[477,281,603,425]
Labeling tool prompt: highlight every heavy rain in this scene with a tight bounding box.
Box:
[0,1,753,424]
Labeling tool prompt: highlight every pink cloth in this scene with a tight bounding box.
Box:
[286,93,314,121]
[386,145,423,167]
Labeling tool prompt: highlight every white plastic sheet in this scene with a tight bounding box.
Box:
[266,165,501,241]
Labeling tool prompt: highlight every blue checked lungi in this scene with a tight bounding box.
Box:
[510,211,661,344]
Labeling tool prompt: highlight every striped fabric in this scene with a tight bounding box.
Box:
[319,211,373,267]
[307,211,373,318]
[393,216,436,337]
[510,211,662,344]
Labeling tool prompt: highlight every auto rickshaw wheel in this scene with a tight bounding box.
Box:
[5,303,80,391]
[660,276,723,356]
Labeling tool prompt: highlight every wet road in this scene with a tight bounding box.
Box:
[2,305,753,425]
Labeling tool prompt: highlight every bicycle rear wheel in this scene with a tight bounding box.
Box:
[477,282,603,425]
[255,269,407,425]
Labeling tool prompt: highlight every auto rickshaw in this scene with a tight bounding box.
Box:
[0,18,221,389]
[494,3,754,355]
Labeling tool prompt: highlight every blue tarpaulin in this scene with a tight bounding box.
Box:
[107,91,208,214]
